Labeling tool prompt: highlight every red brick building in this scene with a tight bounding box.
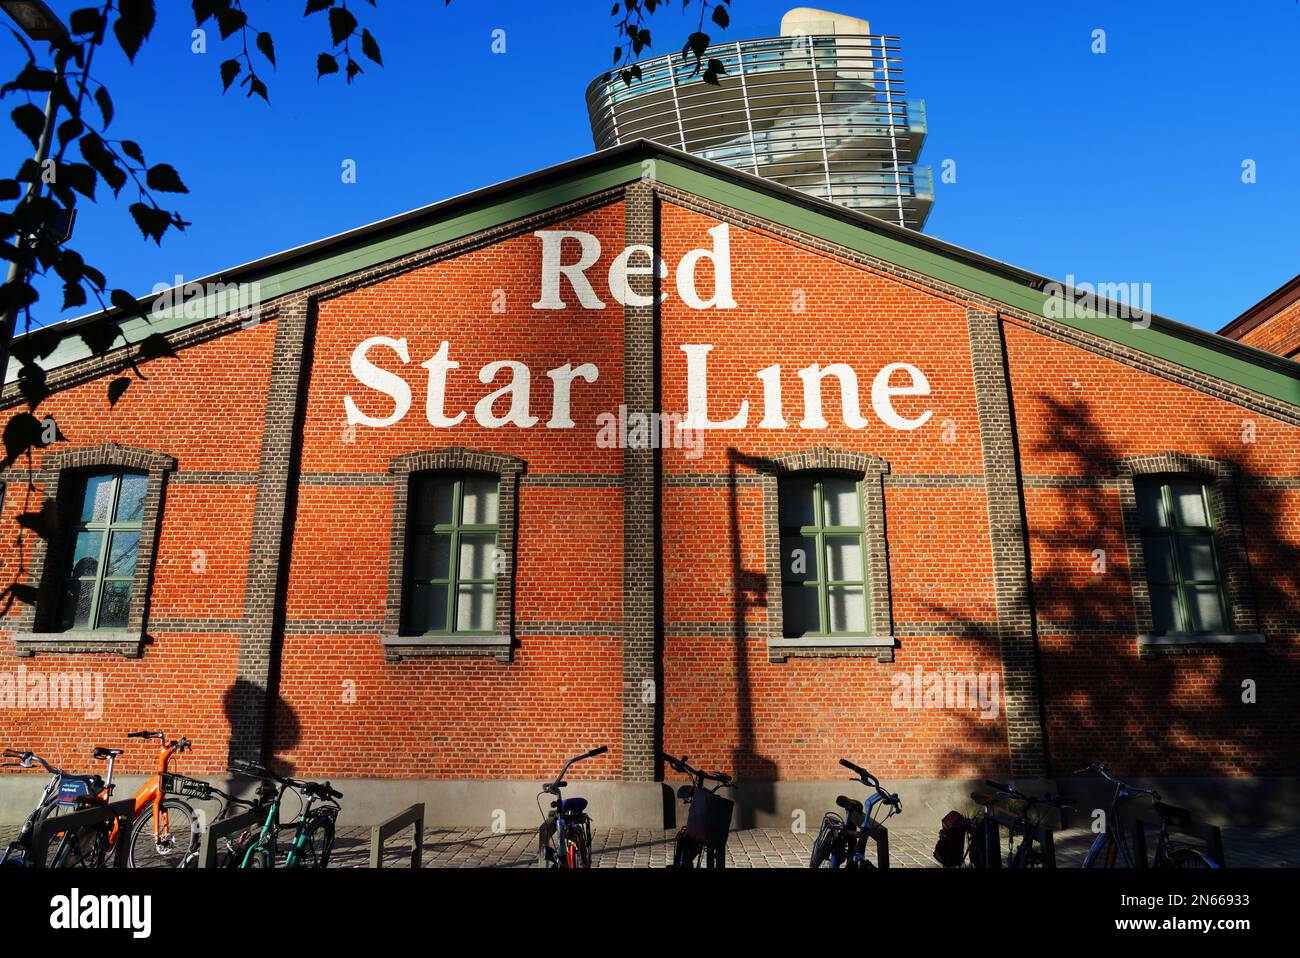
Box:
[2,142,1297,826]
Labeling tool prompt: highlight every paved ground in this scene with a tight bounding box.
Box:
[6,822,1298,867]
[332,824,1300,868]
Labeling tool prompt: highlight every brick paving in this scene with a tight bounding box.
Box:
[5,822,1298,868]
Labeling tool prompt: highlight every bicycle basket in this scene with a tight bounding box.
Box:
[56,777,102,807]
[685,787,734,847]
[162,773,214,801]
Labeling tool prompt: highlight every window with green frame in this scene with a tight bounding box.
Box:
[60,471,148,631]
[403,472,500,636]
[1136,475,1230,635]
[779,473,869,637]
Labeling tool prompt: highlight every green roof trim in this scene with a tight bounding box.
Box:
[9,141,1300,409]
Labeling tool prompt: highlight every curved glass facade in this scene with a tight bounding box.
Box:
[586,34,933,230]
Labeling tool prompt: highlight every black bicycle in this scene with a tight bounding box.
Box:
[809,759,901,869]
[978,780,1074,868]
[1077,762,1219,868]
[0,750,96,868]
[537,746,608,869]
[663,752,735,869]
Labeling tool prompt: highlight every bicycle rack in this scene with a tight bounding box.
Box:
[983,807,1059,868]
[30,798,135,868]
[1129,810,1226,868]
[196,806,265,868]
[370,802,424,868]
[866,820,891,868]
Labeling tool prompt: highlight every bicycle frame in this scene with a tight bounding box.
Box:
[238,773,339,868]
[825,790,892,868]
[538,746,608,869]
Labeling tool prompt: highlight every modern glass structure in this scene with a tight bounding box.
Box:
[585,8,933,230]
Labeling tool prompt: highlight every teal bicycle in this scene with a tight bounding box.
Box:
[228,759,341,868]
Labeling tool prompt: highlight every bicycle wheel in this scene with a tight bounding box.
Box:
[51,821,111,868]
[127,799,199,868]
[1168,846,1215,868]
[294,814,336,869]
[810,816,841,868]
[565,824,591,869]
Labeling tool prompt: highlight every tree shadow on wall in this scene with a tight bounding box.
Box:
[1020,393,1298,781]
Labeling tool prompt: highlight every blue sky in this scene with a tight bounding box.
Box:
[4,0,1298,332]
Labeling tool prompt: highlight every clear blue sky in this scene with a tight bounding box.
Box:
[5,0,1298,332]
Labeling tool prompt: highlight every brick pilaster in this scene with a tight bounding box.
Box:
[621,182,660,781]
[967,306,1049,777]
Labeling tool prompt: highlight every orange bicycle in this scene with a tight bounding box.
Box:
[51,730,204,868]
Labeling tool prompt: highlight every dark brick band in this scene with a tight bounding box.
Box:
[967,307,1049,778]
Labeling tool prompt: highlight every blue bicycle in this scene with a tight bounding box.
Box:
[809,758,901,869]
[537,746,608,869]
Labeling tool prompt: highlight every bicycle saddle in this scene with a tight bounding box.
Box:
[970,790,998,806]
[92,747,124,759]
[561,797,588,815]
[1153,800,1192,825]
[835,795,863,814]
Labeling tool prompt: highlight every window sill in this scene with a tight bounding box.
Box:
[1137,633,1265,657]
[768,635,895,663]
[381,633,512,663]
[13,631,145,658]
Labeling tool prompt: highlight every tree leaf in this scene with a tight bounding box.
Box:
[221,57,241,91]
[712,6,730,29]
[94,85,113,127]
[61,162,97,200]
[114,0,157,63]
[328,6,357,45]
[10,104,46,149]
[146,163,188,193]
[256,31,276,66]
[247,76,269,102]
[304,0,334,13]
[316,53,339,77]
[215,7,247,40]
[128,202,171,244]
[1,413,45,469]
[120,140,145,165]
[69,7,105,36]
[360,28,381,65]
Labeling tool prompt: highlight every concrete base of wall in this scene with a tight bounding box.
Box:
[2,776,1297,830]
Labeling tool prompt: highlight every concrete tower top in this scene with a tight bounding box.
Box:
[779,7,872,36]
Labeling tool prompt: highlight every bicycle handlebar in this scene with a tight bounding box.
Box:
[840,758,900,809]
[1073,762,1161,800]
[2,750,59,774]
[662,752,734,786]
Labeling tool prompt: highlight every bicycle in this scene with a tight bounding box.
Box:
[537,745,608,869]
[977,779,1074,868]
[1076,762,1219,868]
[227,759,342,868]
[809,758,901,869]
[662,752,735,869]
[0,749,106,868]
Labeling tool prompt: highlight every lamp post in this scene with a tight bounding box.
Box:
[0,0,69,391]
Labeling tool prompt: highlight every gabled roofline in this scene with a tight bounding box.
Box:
[8,139,1300,406]
[1219,274,1300,340]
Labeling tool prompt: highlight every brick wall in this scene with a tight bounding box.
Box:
[1,180,1297,788]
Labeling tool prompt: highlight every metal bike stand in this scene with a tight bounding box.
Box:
[866,820,891,868]
[370,802,425,869]
[1130,811,1226,868]
[197,806,266,868]
[986,807,1059,868]
[31,798,136,868]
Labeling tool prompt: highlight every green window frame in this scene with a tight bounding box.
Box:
[1136,475,1231,635]
[59,471,148,631]
[779,473,870,637]
[402,472,500,636]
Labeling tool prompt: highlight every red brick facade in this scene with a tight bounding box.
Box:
[2,147,1297,805]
